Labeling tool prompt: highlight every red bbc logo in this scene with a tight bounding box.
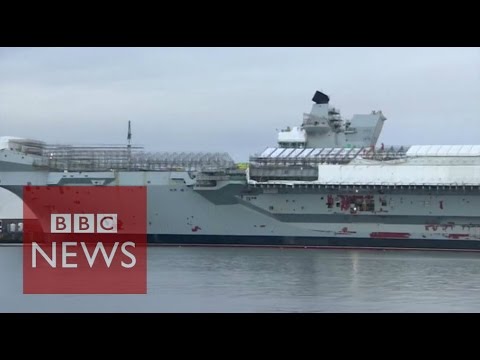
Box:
[23,186,147,294]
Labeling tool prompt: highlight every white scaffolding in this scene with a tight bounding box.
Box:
[39,144,235,172]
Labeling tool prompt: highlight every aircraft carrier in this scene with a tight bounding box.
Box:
[1,90,480,250]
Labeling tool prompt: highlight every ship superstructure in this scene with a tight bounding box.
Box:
[1,90,479,250]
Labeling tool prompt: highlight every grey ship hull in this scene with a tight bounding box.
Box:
[144,181,480,251]
[2,90,480,251]
[1,172,480,251]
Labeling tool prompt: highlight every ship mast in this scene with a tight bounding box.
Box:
[127,120,132,170]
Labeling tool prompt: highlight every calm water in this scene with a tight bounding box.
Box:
[1,245,480,312]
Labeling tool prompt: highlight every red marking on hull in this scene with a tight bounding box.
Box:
[447,234,469,239]
[370,232,411,239]
[191,226,202,232]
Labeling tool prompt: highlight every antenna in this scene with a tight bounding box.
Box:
[127,120,132,149]
[127,120,132,170]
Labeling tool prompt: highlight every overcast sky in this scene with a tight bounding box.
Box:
[1,47,479,214]
[1,47,479,160]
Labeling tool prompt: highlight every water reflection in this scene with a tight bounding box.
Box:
[1,245,480,312]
